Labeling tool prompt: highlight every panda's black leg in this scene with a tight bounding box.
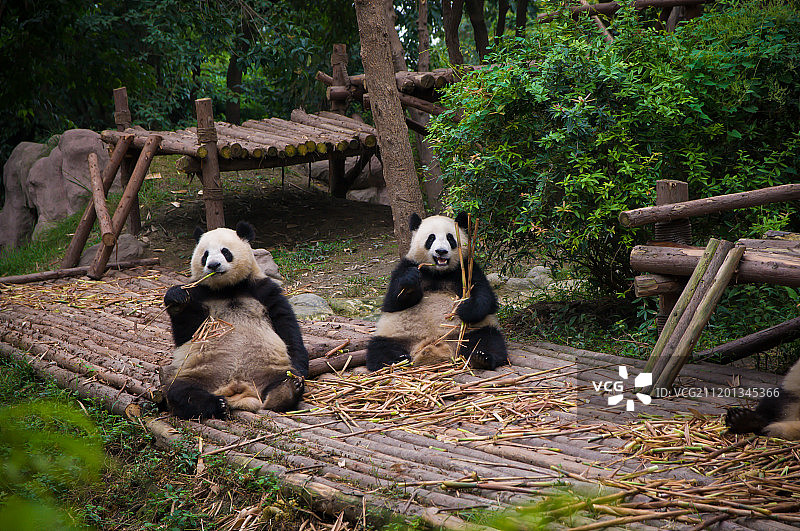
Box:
[262,374,305,412]
[366,336,411,371]
[458,327,508,370]
[725,407,768,434]
[165,379,228,419]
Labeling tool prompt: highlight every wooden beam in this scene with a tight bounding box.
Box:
[88,135,162,280]
[630,244,800,287]
[195,98,225,230]
[694,316,800,364]
[87,153,115,247]
[634,274,683,297]
[62,134,134,268]
[0,258,160,285]
[620,183,800,227]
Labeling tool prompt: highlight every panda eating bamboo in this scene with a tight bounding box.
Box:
[159,221,308,419]
[366,213,508,371]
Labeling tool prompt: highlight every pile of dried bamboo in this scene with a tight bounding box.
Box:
[301,360,576,441]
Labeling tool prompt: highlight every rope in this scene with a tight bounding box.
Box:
[196,125,218,144]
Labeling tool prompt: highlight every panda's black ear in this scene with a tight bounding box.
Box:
[455,212,469,230]
[236,221,256,242]
[409,213,422,232]
[193,226,205,243]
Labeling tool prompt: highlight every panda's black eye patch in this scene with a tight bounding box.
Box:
[201,250,209,266]
[221,248,233,262]
[424,234,435,249]
[447,234,458,249]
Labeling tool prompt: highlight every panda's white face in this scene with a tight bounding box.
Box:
[191,226,261,289]
[406,215,469,272]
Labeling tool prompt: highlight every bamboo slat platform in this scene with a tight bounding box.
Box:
[101,111,378,173]
[1,268,798,530]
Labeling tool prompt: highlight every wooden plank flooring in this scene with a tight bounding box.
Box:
[0,267,796,530]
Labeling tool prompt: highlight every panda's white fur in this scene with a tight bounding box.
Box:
[366,213,507,371]
[160,222,308,419]
[726,358,800,439]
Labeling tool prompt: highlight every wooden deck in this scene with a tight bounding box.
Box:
[1,267,798,530]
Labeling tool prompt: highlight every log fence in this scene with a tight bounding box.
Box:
[623,179,800,389]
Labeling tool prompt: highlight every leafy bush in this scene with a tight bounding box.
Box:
[430,1,800,293]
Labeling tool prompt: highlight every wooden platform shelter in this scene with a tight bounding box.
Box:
[101,88,378,232]
[2,267,799,529]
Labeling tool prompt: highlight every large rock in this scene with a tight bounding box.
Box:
[78,233,148,267]
[309,155,384,190]
[288,293,334,319]
[345,186,390,206]
[0,142,46,250]
[58,129,114,214]
[253,248,283,282]
[26,144,67,227]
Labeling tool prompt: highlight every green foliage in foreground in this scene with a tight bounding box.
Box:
[431,1,800,294]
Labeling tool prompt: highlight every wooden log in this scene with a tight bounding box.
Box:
[619,183,800,227]
[630,244,800,287]
[363,92,445,116]
[694,316,800,364]
[267,117,358,152]
[194,99,225,230]
[213,121,297,157]
[88,135,162,280]
[737,238,800,253]
[330,43,350,114]
[764,230,800,241]
[654,245,746,390]
[317,111,378,136]
[308,349,367,378]
[315,70,334,86]
[538,0,711,21]
[87,153,115,247]
[241,120,309,157]
[329,152,347,198]
[634,274,683,297]
[405,116,429,137]
[0,258,160,285]
[653,180,691,334]
[102,129,206,158]
[176,150,360,174]
[112,87,141,236]
[290,109,377,148]
[62,134,133,268]
[647,239,731,377]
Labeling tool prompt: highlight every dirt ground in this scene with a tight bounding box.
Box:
[141,163,399,300]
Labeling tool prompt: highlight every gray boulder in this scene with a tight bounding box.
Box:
[309,154,384,190]
[26,143,67,225]
[78,233,148,266]
[253,248,283,281]
[345,186,390,206]
[288,293,334,319]
[0,142,46,250]
[58,129,115,213]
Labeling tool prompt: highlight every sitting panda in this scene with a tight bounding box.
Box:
[366,212,508,371]
[159,221,308,419]
[726,359,800,439]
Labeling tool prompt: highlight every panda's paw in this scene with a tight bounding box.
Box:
[725,407,766,434]
[466,348,496,371]
[398,266,421,288]
[456,298,484,323]
[164,285,191,307]
[289,373,305,396]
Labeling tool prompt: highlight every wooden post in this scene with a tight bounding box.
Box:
[653,180,691,333]
[329,152,347,198]
[62,134,134,268]
[194,98,225,230]
[113,87,142,236]
[88,135,162,280]
[87,153,115,247]
[330,44,350,114]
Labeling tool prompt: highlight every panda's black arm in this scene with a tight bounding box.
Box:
[381,258,423,312]
[164,285,210,346]
[252,279,309,377]
[456,263,498,323]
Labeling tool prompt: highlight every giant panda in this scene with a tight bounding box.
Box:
[726,358,800,439]
[366,213,508,371]
[159,221,308,419]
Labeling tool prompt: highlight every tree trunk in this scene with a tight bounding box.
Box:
[383,0,407,72]
[225,56,243,125]
[441,0,465,65]
[417,0,430,71]
[496,0,509,43]
[464,0,489,62]
[515,0,529,36]
[355,0,425,254]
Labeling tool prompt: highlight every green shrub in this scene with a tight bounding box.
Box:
[430,1,800,293]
